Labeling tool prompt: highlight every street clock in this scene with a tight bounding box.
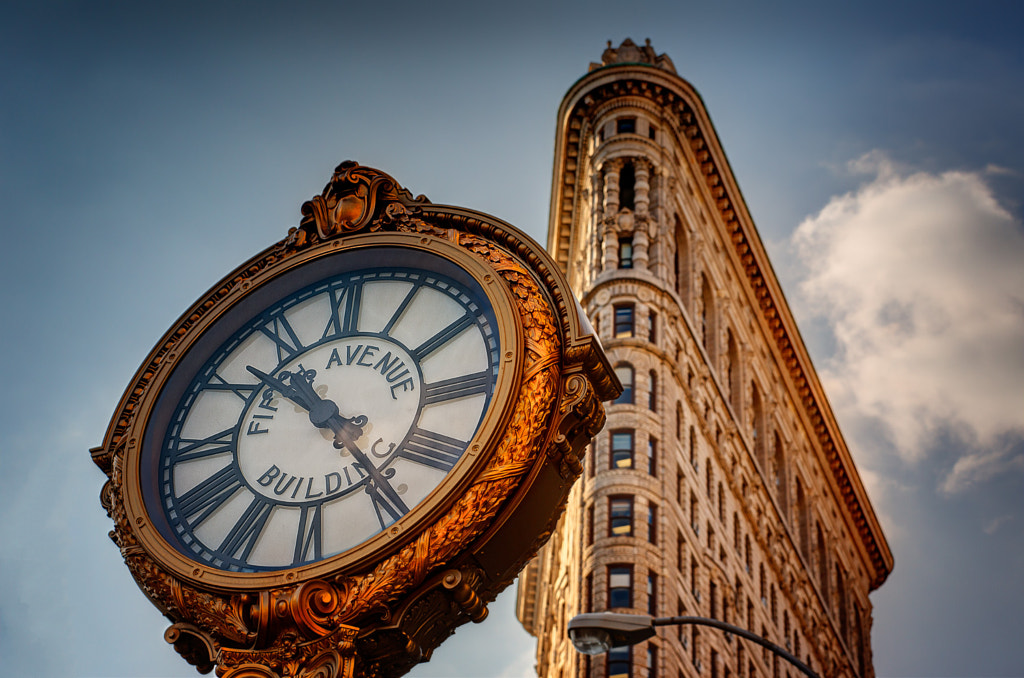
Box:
[92,162,619,678]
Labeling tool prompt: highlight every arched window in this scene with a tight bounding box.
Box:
[751,383,766,469]
[795,477,809,561]
[614,364,634,404]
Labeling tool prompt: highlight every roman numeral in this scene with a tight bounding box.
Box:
[218,496,274,563]
[323,282,363,339]
[423,371,491,405]
[176,465,243,526]
[381,284,419,336]
[206,373,258,401]
[293,503,323,565]
[411,314,475,361]
[174,428,236,463]
[260,315,303,363]
[366,481,407,531]
[398,427,466,472]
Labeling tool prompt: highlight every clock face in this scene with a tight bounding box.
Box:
[141,247,501,573]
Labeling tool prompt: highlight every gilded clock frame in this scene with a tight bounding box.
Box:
[124,233,523,590]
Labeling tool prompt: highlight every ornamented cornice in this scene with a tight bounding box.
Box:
[551,68,893,591]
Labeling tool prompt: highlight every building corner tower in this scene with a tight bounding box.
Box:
[516,39,893,678]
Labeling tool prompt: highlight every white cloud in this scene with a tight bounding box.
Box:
[792,152,1024,490]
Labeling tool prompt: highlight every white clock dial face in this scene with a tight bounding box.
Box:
[147,250,501,572]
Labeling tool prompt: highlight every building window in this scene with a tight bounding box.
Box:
[648,438,658,476]
[610,430,634,469]
[795,477,810,561]
[689,426,698,470]
[607,645,631,678]
[816,524,829,600]
[710,580,718,619]
[691,557,700,599]
[752,383,766,469]
[610,496,634,537]
[648,311,657,345]
[675,402,683,440]
[614,364,635,404]
[647,572,658,616]
[759,564,766,605]
[617,117,636,134]
[608,565,632,608]
[677,530,684,571]
[726,329,740,414]
[648,370,657,412]
[676,467,683,504]
[586,572,593,613]
[648,644,658,678]
[773,431,788,518]
[614,304,635,337]
[619,236,634,269]
[648,124,657,140]
[700,273,716,360]
[675,215,690,306]
[586,503,594,546]
[648,502,658,544]
[733,513,741,553]
[718,482,725,523]
[619,162,636,210]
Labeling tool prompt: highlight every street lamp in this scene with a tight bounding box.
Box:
[568,612,819,678]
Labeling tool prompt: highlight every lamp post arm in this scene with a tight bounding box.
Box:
[652,616,819,678]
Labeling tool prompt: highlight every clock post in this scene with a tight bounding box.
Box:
[91,162,620,678]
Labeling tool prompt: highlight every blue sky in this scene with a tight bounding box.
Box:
[2,2,1022,676]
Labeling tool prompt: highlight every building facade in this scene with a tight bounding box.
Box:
[516,40,893,678]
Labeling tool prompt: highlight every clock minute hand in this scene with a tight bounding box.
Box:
[331,421,409,517]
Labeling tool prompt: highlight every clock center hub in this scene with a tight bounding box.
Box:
[236,336,422,507]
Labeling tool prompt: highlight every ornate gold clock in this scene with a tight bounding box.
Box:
[92,162,619,678]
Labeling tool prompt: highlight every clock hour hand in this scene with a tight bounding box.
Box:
[245,365,366,439]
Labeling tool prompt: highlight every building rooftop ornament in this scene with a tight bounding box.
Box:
[590,38,677,74]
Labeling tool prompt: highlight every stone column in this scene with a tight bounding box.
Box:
[602,160,621,272]
[633,160,651,271]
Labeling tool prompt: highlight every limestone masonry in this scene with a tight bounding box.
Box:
[516,39,893,678]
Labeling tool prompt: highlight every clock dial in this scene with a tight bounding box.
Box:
[148,251,501,572]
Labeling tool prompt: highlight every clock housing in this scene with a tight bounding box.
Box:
[92,162,619,678]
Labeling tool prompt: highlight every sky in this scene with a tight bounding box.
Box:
[1,1,1022,677]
